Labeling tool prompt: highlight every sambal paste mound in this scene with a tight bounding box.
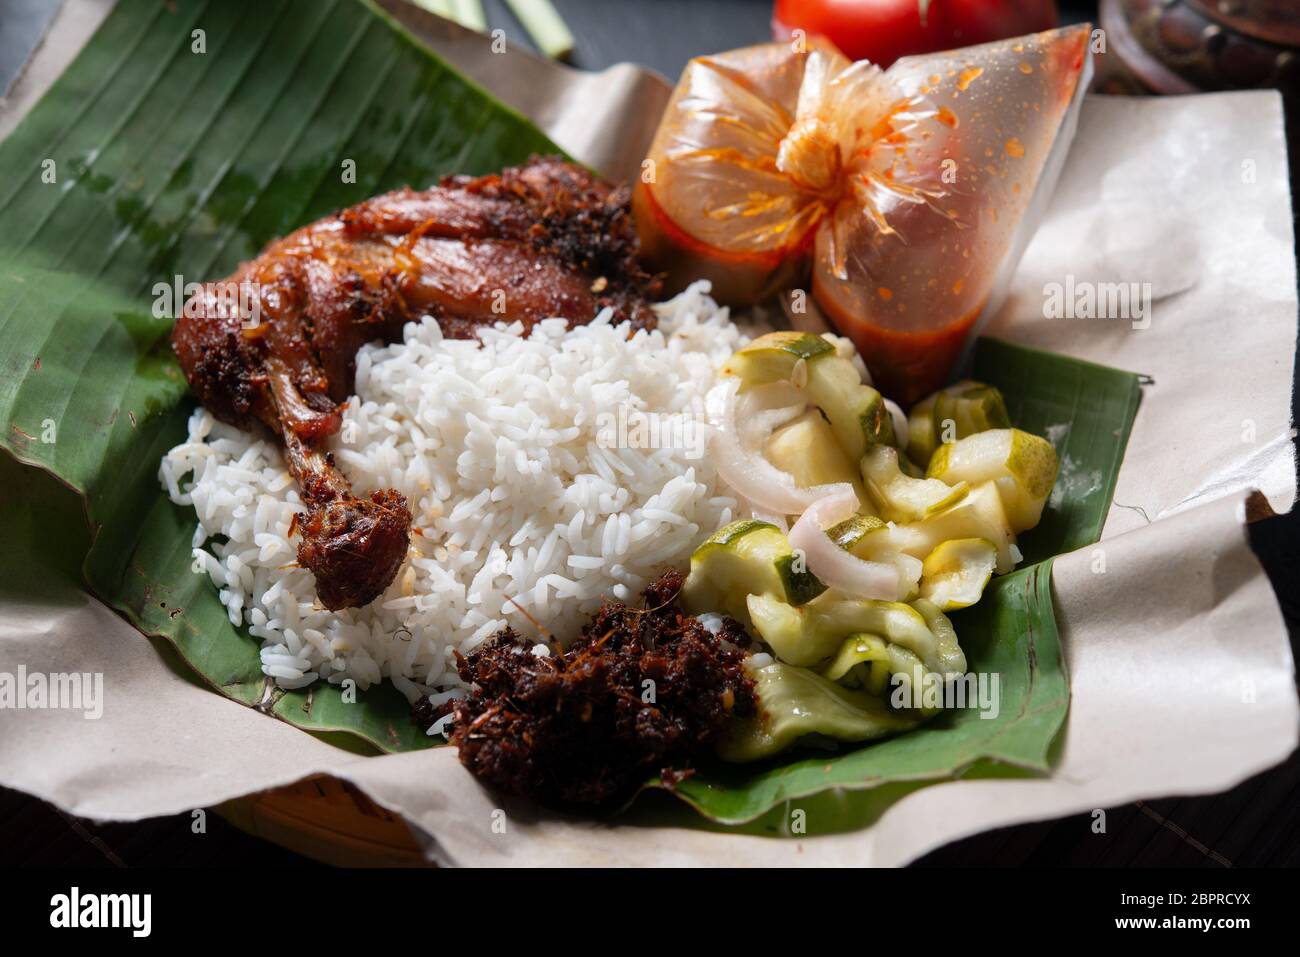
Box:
[413,569,757,808]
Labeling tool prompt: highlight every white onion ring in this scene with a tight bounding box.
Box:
[788,487,901,601]
[711,380,855,515]
[740,393,806,446]
[741,497,788,532]
[736,379,804,423]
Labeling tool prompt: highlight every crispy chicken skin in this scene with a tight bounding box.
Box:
[172,157,660,609]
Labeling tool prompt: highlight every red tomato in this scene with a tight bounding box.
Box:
[772,0,1059,67]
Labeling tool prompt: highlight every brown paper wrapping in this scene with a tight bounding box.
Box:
[0,1,1294,865]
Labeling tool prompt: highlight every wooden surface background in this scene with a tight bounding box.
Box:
[1,0,1297,867]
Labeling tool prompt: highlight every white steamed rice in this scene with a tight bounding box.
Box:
[159,283,752,705]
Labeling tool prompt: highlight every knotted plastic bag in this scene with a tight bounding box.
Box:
[635,26,1092,403]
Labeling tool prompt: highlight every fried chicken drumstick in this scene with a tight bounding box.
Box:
[172,157,659,609]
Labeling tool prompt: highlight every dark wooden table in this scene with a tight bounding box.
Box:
[2,0,1297,868]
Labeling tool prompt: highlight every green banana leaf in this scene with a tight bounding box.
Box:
[0,0,1141,822]
[0,0,558,753]
[651,559,1065,825]
[975,338,1141,565]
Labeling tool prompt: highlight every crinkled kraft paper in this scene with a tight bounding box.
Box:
[0,0,1295,866]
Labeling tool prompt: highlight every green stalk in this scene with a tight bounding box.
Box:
[505,0,575,60]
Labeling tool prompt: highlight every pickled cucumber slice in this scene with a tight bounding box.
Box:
[717,662,918,762]
[682,520,825,625]
[907,380,1010,465]
[826,513,887,551]
[764,410,865,500]
[911,598,967,677]
[876,549,923,601]
[745,591,940,669]
[823,633,886,681]
[869,482,1019,574]
[721,331,836,384]
[926,428,1058,533]
[722,331,894,463]
[822,512,921,600]
[919,538,999,611]
[860,444,969,522]
[804,354,895,462]
[820,633,922,696]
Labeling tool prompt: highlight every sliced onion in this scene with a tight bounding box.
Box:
[711,380,855,515]
[814,330,873,387]
[739,384,806,446]
[741,497,788,532]
[743,379,804,408]
[788,487,901,601]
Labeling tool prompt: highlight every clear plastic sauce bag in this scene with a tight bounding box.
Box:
[637,26,1092,403]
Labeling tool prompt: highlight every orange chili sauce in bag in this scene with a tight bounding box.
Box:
[634,41,841,306]
[815,279,985,403]
[636,27,1090,402]
[632,177,811,306]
